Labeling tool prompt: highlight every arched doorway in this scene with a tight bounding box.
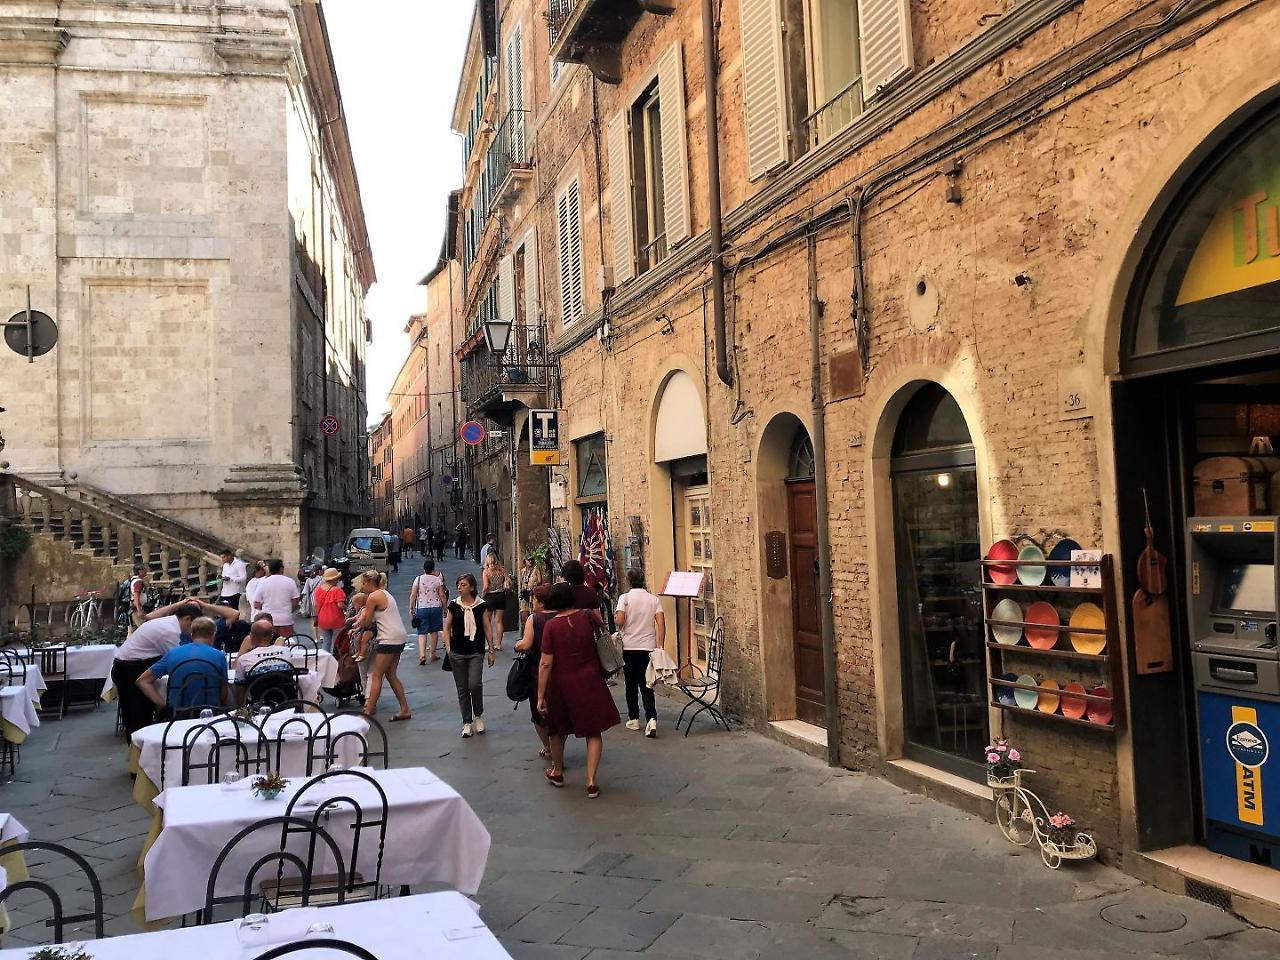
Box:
[890,384,986,777]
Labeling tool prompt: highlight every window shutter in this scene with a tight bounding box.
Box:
[506,26,526,159]
[857,0,914,101]
[497,253,516,324]
[557,180,584,326]
[739,0,787,180]
[521,233,539,330]
[606,110,635,285]
[656,43,691,247]
[568,181,584,323]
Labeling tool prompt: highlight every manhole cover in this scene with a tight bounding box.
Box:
[1099,903,1187,933]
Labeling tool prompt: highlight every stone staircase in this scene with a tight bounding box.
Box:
[0,473,232,632]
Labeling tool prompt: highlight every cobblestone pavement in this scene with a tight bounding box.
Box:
[1,551,1278,958]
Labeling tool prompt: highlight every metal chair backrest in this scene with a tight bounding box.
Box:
[251,940,379,960]
[284,768,388,898]
[170,659,226,719]
[36,644,67,680]
[181,716,263,786]
[287,636,320,672]
[706,617,725,684]
[0,649,26,684]
[245,656,300,708]
[0,840,105,942]
[328,709,390,770]
[268,710,325,775]
[202,815,347,924]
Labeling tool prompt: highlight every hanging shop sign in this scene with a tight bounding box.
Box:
[1177,170,1280,306]
[529,409,561,466]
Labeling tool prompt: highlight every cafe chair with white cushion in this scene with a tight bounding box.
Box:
[202,815,348,924]
[252,940,379,960]
[175,715,265,787]
[0,840,104,943]
[264,769,389,909]
[245,657,301,709]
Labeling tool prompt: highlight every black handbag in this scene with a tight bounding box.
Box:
[411,615,421,630]
[506,652,532,702]
[441,653,452,672]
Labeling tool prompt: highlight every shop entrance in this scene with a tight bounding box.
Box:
[1115,99,1280,864]
[890,384,986,777]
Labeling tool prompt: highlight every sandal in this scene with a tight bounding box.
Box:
[586,784,600,800]
[545,768,564,788]
[419,657,426,666]
[538,747,552,759]
[390,714,413,722]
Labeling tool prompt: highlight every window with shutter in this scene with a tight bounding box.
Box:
[857,0,913,100]
[556,178,584,327]
[740,0,789,180]
[497,254,516,325]
[505,25,526,161]
[520,228,539,335]
[606,110,635,284]
[656,43,690,247]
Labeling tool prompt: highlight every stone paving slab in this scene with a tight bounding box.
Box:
[0,554,1276,959]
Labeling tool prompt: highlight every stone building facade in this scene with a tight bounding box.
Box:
[422,254,466,538]
[367,412,394,534]
[0,0,372,565]
[438,0,1280,916]
[390,314,430,533]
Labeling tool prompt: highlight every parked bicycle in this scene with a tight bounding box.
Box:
[67,590,105,636]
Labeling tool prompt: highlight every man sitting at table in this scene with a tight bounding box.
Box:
[111,600,201,737]
[136,617,228,718]
[234,619,297,705]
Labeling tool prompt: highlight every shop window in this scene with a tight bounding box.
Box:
[575,433,607,500]
[1128,105,1280,374]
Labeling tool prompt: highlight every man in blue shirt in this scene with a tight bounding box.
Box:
[136,617,228,715]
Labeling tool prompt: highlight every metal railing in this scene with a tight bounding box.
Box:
[487,109,531,194]
[460,319,552,408]
[547,0,584,47]
[802,76,864,149]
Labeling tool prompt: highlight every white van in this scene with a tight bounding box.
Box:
[345,527,388,575]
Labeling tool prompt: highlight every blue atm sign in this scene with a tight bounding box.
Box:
[1199,692,1278,837]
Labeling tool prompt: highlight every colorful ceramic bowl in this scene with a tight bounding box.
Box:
[1013,674,1039,711]
[1037,678,1061,714]
[986,539,1020,584]
[996,672,1019,706]
[1087,686,1113,725]
[1016,544,1047,586]
[1047,538,1082,588]
[990,598,1024,645]
[1024,601,1060,649]
[1069,602,1107,655]
[1061,681,1087,720]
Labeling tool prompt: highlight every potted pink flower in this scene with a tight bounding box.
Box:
[983,739,1022,787]
[1046,811,1077,847]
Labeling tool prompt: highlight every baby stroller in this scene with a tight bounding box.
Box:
[323,625,364,708]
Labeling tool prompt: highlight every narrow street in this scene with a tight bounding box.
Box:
[0,554,1272,958]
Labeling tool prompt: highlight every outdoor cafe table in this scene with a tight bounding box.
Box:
[0,689,38,746]
[0,664,45,711]
[1,891,512,959]
[0,814,30,940]
[6,644,115,696]
[139,766,490,921]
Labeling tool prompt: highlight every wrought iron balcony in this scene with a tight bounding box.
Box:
[460,318,553,423]
[547,0,674,85]
[488,109,532,208]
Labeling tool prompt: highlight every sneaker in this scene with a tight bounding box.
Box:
[625,719,641,731]
[645,719,657,738]
[475,717,486,735]
[461,723,473,738]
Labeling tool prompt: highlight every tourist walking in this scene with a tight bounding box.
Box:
[444,573,494,738]
[518,555,544,632]
[615,568,666,738]
[514,584,552,760]
[538,582,620,798]
[388,532,402,573]
[402,525,416,558]
[409,559,447,665]
[253,559,300,638]
[479,532,496,568]
[218,550,248,611]
[299,564,323,630]
[559,559,603,626]
[311,567,348,653]
[481,554,512,652]
[355,571,412,721]
[434,524,447,562]
[244,561,268,623]
[455,522,468,559]
[419,526,429,557]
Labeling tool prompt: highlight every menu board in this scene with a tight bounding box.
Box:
[661,571,706,598]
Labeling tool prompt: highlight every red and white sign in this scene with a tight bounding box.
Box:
[319,415,341,436]
[460,420,486,445]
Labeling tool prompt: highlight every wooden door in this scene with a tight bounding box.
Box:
[787,479,825,726]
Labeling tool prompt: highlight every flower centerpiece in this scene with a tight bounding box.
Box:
[984,739,1022,787]
[251,771,289,800]
[29,947,92,960]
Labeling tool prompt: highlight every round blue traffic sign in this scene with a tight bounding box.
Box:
[460,420,485,445]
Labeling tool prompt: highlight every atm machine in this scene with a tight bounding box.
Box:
[1186,517,1280,867]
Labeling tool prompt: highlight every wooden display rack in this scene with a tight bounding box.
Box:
[981,554,1124,733]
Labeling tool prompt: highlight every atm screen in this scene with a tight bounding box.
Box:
[1217,563,1276,614]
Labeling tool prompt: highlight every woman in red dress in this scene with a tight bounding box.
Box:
[537,582,620,798]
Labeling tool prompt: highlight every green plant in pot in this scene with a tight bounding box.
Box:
[251,771,289,800]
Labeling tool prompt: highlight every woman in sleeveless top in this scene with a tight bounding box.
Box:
[515,584,553,759]
[356,571,411,721]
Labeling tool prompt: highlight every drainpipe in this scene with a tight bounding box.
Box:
[701,0,730,387]
[808,232,840,766]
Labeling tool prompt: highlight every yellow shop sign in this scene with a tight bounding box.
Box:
[1178,182,1280,306]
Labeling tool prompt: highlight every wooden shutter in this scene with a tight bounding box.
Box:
[557,179,584,326]
[739,0,787,180]
[606,109,635,285]
[521,231,539,330]
[506,26,526,159]
[857,0,914,100]
[497,253,516,325]
[656,43,691,247]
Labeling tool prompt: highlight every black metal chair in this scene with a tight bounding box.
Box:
[675,616,731,736]
[169,660,227,720]
[201,815,347,924]
[252,940,379,960]
[328,710,390,769]
[0,649,28,685]
[266,709,326,775]
[287,635,320,673]
[264,768,389,908]
[180,716,264,787]
[0,840,104,943]
[245,657,300,709]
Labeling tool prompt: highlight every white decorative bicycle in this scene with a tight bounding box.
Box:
[990,768,1097,869]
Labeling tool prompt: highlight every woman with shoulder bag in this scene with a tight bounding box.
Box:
[409,559,448,665]
[311,568,348,654]
[482,555,512,652]
[514,584,553,760]
[444,573,494,738]
[537,582,621,798]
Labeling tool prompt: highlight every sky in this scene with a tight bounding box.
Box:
[323,0,474,427]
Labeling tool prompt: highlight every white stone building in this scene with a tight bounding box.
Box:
[0,0,372,565]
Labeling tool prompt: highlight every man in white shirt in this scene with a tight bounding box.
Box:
[219,550,248,610]
[478,533,496,569]
[615,568,666,738]
[253,558,301,637]
[111,599,201,736]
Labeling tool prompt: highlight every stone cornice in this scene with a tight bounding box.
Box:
[0,22,69,65]
[214,34,293,77]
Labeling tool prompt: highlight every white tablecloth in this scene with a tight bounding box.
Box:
[10,644,116,682]
[0,689,38,739]
[144,767,490,920]
[131,713,370,792]
[103,646,338,701]
[0,665,45,705]
[0,815,28,845]
[0,891,510,959]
